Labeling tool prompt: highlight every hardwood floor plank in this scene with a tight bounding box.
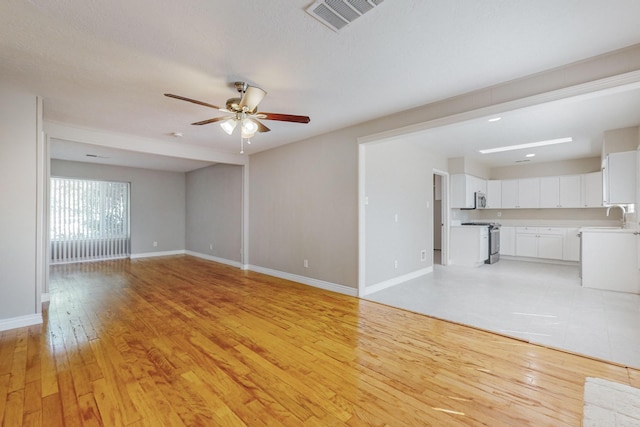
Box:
[4,389,25,427]
[19,255,636,426]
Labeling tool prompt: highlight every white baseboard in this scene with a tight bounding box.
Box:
[185,251,244,269]
[248,265,358,297]
[130,250,186,259]
[41,293,50,303]
[362,267,433,296]
[500,255,579,266]
[0,313,43,332]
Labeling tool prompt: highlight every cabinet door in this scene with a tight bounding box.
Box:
[501,180,518,208]
[563,228,580,261]
[608,151,637,204]
[583,171,603,207]
[582,231,640,293]
[539,176,560,208]
[537,234,564,260]
[500,226,515,256]
[516,234,538,258]
[486,180,501,209]
[450,174,469,208]
[559,175,582,208]
[518,178,540,208]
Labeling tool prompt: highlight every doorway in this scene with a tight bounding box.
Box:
[433,170,448,265]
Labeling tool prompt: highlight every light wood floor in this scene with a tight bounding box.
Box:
[2,256,639,426]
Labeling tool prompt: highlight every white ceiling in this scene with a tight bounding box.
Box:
[3,0,640,170]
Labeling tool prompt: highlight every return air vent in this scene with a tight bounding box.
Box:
[306,0,384,32]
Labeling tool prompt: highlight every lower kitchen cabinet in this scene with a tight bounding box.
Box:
[500,226,516,256]
[450,226,489,267]
[515,227,564,260]
[582,229,640,293]
[563,228,581,261]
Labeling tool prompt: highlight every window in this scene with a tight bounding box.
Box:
[50,177,130,263]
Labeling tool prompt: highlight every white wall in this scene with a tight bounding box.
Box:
[249,131,358,287]
[603,126,639,154]
[491,157,601,179]
[186,164,243,263]
[0,87,40,327]
[364,140,447,288]
[51,160,186,255]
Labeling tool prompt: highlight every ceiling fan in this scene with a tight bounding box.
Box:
[165,82,310,153]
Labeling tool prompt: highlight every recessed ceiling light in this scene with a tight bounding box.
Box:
[525,153,536,158]
[488,117,501,122]
[479,137,572,154]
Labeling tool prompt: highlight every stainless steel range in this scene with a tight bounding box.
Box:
[461,222,501,264]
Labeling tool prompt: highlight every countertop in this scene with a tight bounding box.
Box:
[579,227,637,233]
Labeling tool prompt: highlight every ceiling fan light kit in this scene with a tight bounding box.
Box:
[165,82,310,154]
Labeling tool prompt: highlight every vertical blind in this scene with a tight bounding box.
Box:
[50,177,130,264]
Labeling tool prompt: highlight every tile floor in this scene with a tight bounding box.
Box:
[365,256,640,369]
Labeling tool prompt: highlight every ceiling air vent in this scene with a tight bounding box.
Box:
[306,0,384,32]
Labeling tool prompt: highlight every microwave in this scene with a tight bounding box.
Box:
[462,191,486,210]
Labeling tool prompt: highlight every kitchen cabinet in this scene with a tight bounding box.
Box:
[500,179,540,209]
[500,226,516,256]
[563,227,581,261]
[538,232,564,259]
[450,226,489,267]
[451,174,487,209]
[539,177,560,208]
[515,227,564,260]
[501,180,518,208]
[517,178,540,208]
[486,180,502,209]
[559,175,582,208]
[604,151,636,205]
[582,171,603,207]
[582,229,639,293]
[540,175,582,208]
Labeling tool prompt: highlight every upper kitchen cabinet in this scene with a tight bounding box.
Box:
[540,175,585,208]
[559,175,582,208]
[451,174,486,209]
[539,177,560,208]
[582,171,603,207]
[517,178,540,208]
[485,180,501,209]
[604,151,636,205]
[500,178,540,209]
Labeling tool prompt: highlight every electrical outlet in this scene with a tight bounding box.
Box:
[420,249,427,261]
[497,211,502,217]
[153,241,158,247]
[210,243,213,250]
[304,259,309,268]
[394,260,398,269]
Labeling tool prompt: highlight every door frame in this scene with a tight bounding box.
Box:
[433,169,450,266]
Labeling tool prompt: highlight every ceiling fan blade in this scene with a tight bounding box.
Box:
[191,116,228,126]
[258,112,310,124]
[251,118,270,133]
[238,86,267,112]
[165,93,221,110]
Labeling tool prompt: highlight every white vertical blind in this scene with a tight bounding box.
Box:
[50,177,130,264]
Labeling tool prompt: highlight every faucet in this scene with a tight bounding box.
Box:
[606,205,626,228]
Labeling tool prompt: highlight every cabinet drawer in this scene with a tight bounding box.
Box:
[516,227,538,234]
[538,227,565,235]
